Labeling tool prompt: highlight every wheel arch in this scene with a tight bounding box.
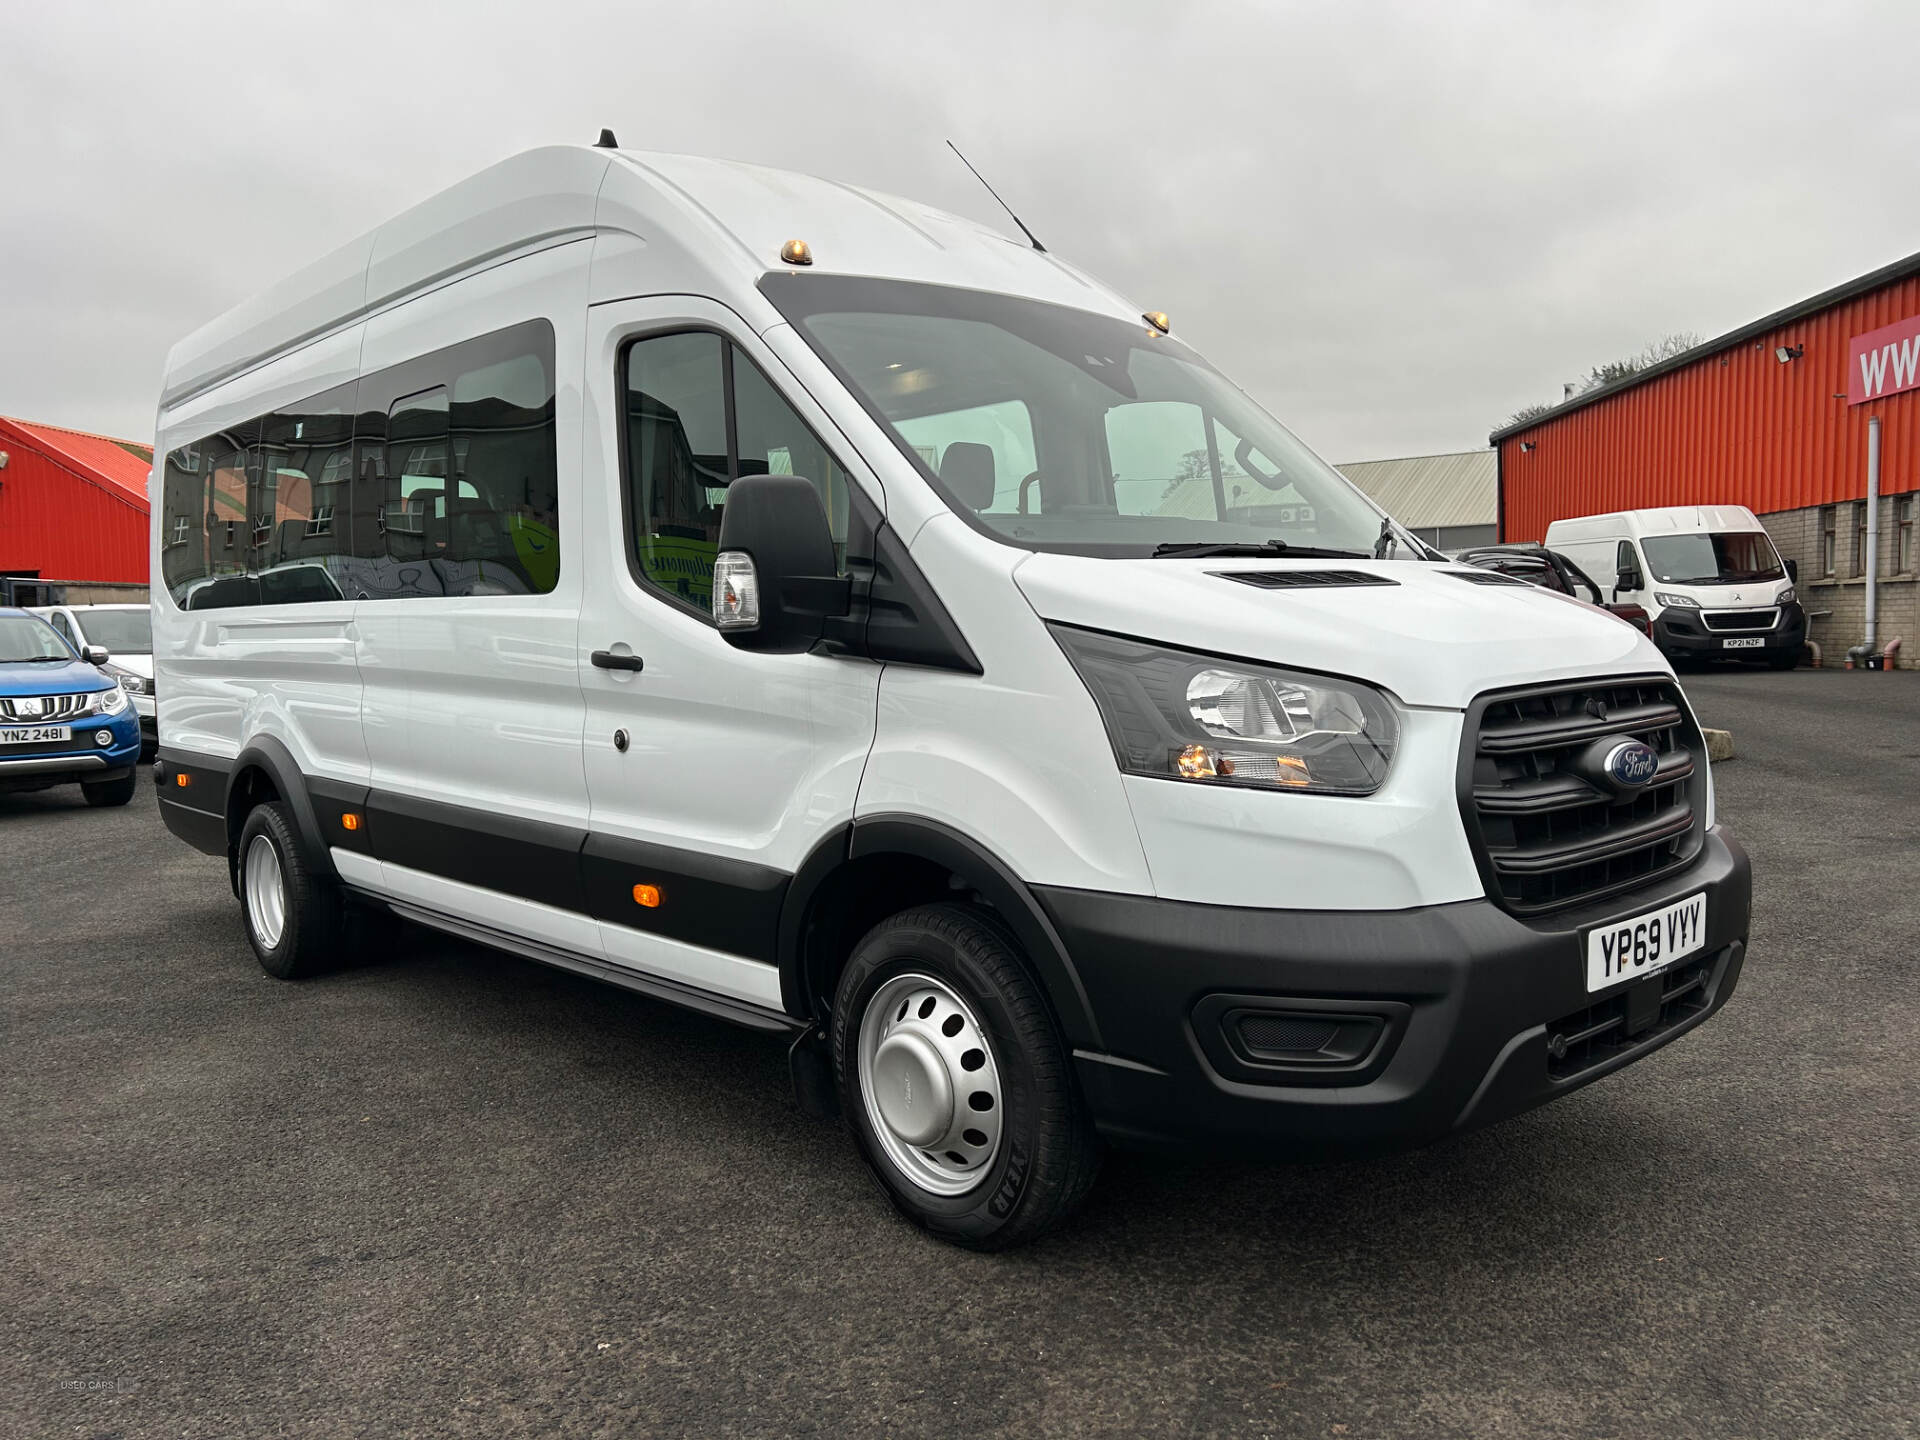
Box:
[776,814,1104,1051]
[224,735,332,887]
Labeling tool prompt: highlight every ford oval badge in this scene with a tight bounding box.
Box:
[1604,739,1659,789]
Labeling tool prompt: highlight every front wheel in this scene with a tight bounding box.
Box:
[237,801,346,979]
[832,903,1100,1250]
[81,772,137,807]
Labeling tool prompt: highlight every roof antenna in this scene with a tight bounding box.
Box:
[945,141,1046,253]
[595,128,619,149]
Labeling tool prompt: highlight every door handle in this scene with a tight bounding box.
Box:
[591,650,644,672]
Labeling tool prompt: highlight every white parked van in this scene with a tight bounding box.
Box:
[1544,506,1805,669]
[30,603,156,745]
[152,145,1751,1247]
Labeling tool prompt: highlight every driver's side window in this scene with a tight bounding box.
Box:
[51,613,77,646]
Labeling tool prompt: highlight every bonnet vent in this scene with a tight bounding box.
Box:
[1211,570,1399,590]
[1446,568,1529,587]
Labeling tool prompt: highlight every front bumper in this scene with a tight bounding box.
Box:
[1655,602,1805,659]
[0,709,144,792]
[1041,826,1751,1155]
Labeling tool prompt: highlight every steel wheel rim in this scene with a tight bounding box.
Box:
[857,971,1004,1198]
[244,834,287,951]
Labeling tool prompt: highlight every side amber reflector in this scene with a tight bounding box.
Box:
[175,773,190,787]
[341,813,361,832]
[632,884,662,908]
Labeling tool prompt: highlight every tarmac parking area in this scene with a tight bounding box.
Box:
[3,668,1915,1438]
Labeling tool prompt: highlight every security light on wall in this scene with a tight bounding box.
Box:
[1775,344,1804,362]
[1520,441,1536,452]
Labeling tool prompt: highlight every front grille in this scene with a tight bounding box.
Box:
[1700,608,1779,633]
[1545,954,1717,1079]
[1212,570,1399,590]
[1463,676,1703,916]
[0,693,90,722]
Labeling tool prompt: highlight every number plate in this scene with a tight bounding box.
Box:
[1721,637,1764,649]
[1586,892,1707,992]
[0,724,72,745]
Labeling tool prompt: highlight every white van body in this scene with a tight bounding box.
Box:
[1545,506,1805,667]
[151,146,1752,1246]
[30,602,156,736]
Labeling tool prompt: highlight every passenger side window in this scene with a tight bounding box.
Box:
[161,320,556,609]
[622,332,850,615]
[895,401,1037,514]
[50,613,77,645]
[1106,400,1217,519]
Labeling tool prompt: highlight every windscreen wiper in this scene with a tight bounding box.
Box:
[1150,540,1370,560]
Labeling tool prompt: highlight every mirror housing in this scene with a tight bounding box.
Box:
[712,474,851,653]
[1785,557,1799,583]
[1614,567,1640,595]
[82,644,110,666]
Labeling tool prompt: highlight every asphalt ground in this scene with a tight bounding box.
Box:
[3,668,1915,1439]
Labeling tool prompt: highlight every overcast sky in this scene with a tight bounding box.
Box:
[6,1,1920,464]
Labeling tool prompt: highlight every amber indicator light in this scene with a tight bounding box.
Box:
[779,238,813,266]
[174,773,191,787]
[632,884,663,908]
[341,812,362,832]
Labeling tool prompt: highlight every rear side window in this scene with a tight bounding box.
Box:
[160,319,557,608]
[622,331,851,616]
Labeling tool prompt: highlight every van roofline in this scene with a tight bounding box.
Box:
[160,144,1143,418]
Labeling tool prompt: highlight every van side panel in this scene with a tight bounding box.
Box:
[152,324,369,788]
[351,242,594,881]
[857,514,1156,897]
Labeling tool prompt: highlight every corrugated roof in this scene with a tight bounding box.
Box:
[1336,449,1496,528]
[0,418,152,505]
[1489,243,1920,442]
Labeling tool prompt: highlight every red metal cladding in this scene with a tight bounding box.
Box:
[0,418,150,584]
[1499,273,1920,541]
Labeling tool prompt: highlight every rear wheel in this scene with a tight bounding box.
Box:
[81,772,137,807]
[237,802,346,979]
[832,903,1100,1250]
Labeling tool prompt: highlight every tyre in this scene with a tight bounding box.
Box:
[81,772,137,807]
[832,903,1100,1250]
[1767,651,1800,671]
[236,801,345,979]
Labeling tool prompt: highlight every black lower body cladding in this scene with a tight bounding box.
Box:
[1655,602,1806,661]
[1041,827,1752,1155]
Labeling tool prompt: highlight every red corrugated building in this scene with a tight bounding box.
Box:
[1492,250,1920,664]
[0,416,152,594]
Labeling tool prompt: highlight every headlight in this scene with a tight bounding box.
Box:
[1049,625,1399,795]
[1778,585,1796,605]
[1653,592,1699,608]
[104,665,148,694]
[86,686,130,717]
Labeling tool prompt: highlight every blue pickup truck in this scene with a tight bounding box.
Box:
[0,608,143,807]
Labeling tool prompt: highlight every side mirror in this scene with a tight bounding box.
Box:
[711,474,851,653]
[1615,567,1639,596]
[1785,557,1799,583]
[82,644,110,666]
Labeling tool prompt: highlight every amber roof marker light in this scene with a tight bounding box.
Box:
[1143,311,1171,335]
[780,239,813,266]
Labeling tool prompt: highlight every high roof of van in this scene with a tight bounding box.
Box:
[161,145,1142,413]
[1544,505,1764,538]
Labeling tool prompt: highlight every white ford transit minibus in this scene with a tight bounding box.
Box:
[1545,506,1805,669]
[153,145,1751,1247]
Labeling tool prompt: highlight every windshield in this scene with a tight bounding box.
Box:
[0,614,76,664]
[1641,531,1784,585]
[75,608,151,654]
[763,276,1414,558]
